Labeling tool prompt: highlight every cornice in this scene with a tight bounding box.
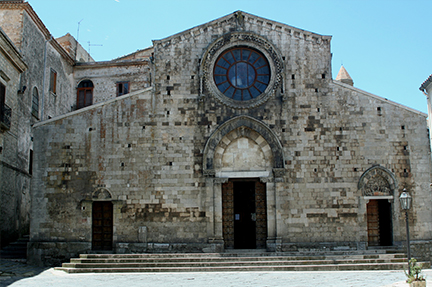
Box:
[0,28,27,72]
[0,2,75,65]
[74,59,149,69]
[420,75,432,92]
[154,10,331,49]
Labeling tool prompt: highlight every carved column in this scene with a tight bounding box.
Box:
[261,176,276,251]
[273,168,285,251]
[205,169,226,252]
[213,177,227,242]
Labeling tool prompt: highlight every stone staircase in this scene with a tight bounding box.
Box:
[0,235,29,259]
[56,250,429,273]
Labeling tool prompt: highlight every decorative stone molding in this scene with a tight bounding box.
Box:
[272,168,286,178]
[213,178,229,184]
[358,166,397,197]
[260,177,273,183]
[200,31,283,109]
[203,169,216,177]
[203,115,285,175]
[92,188,113,200]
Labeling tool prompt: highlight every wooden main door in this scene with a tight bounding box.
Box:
[92,201,113,250]
[367,199,393,246]
[222,179,267,249]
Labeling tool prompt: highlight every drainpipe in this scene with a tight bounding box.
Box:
[41,35,53,120]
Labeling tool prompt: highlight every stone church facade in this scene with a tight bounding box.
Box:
[24,11,432,266]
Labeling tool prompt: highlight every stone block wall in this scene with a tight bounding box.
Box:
[0,27,29,247]
[28,11,432,266]
[0,2,78,248]
[73,61,151,106]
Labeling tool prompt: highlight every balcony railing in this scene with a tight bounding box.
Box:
[0,104,11,131]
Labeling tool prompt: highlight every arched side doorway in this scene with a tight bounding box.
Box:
[91,189,113,251]
[203,116,285,251]
[359,166,397,247]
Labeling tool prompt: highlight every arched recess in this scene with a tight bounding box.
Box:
[203,115,284,251]
[92,188,113,200]
[359,165,397,247]
[31,87,39,118]
[358,165,397,196]
[214,127,273,174]
[203,115,284,175]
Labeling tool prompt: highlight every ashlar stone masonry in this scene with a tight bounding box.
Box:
[28,11,432,266]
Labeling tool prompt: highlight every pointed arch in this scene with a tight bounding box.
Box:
[358,165,397,196]
[203,115,284,175]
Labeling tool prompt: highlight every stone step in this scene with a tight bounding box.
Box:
[61,258,407,268]
[80,253,222,259]
[70,255,405,264]
[56,252,427,273]
[55,262,416,273]
[78,252,404,260]
[0,236,29,259]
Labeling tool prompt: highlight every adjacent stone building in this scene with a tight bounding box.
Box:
[0,1,92,248]
[24,10,432,267]
[420,75,432,150]
[0,26,28,248]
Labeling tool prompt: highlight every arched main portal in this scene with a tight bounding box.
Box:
[203,116,284,251]
[359,166,397,247]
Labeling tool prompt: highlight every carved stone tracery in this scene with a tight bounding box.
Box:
[358,166,396,197]
[92,188,113,200]
[362,175,392,196]
[201,32,283,109]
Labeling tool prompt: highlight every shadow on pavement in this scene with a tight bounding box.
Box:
[0,259,48,287]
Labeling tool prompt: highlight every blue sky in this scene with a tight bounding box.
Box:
[27,0,431,114]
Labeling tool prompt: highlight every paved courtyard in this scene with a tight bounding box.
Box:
[1,259,431,287]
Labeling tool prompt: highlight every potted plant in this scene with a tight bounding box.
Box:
[405,258,426,287]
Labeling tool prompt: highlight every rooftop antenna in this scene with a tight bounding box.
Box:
[77,19,84,42]
[87,41,102,61]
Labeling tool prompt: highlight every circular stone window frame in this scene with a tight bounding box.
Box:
[201,32,283,109]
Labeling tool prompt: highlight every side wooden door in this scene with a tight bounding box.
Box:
[92,201,113,250]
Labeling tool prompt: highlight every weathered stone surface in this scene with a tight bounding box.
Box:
[16,10,432,267]
[0,2,92,248]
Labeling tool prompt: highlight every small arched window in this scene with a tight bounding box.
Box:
[31,87,39,118]
[77,80,94,109]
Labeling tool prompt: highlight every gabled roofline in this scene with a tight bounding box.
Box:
[33,87,153,128]
[0,1,75,65]
[113,46,154,61]
[0,27,27,72]
[153,10,331,46]
[332,80,426,117]
[74,59,149,69]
